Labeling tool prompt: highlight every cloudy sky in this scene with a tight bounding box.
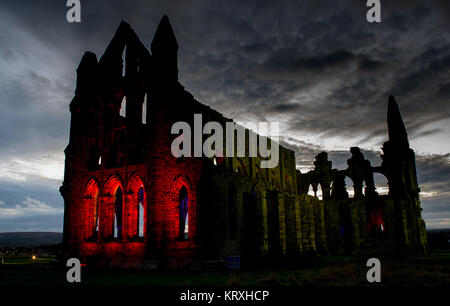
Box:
[0,0,449,231]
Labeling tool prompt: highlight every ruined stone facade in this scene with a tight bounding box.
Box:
[61,16,428,268]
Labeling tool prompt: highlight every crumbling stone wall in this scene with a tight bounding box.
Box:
[61,17,428,268]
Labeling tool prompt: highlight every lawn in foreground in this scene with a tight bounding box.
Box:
[1,252,449,286]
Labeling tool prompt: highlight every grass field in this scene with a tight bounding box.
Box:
[1,252,449,286]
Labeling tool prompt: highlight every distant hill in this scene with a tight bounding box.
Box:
[427,229,450,250]
[0,232,62,248]
[0,230,447,249]
[427,229,450,234]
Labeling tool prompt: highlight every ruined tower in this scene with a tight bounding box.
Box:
[381,95,428,254]
[151,15,179,84]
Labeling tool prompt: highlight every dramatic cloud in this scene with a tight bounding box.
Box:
[0,197,62,218]
[0,0,449,231]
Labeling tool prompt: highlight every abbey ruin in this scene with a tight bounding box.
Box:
[60,16,428,268]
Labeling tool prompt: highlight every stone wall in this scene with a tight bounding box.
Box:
[61,18,428,268]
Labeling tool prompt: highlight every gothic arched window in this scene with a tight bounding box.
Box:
[83,179,99,241]
[114,186,123,240]
[179,186,188,240]
[138,186,145,238]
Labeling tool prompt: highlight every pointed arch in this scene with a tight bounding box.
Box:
[122,44,127,77]
[82,178,100,241]
[169,175,192,199]
[114,187,123,239]
[127,174,146,240]
[317,183,323,200]
[142,93,147,124]
[169,175,193,241]
[179,186,189,240]
[345,176,355,198]
[120,96,126,117]
[373,172,389,195]
[101,175,124,240]
[367,172,387,233]
[102,175,124,196]
[307,184,315,197]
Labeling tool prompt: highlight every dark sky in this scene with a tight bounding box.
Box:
[0,0,449,231]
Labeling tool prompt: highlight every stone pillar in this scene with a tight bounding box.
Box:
[100,195,114,241]
[259,192,269,255]
[295,197,303,253]
[278,194,287,254]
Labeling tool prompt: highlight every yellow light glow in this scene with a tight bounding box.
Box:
[32,255,36,260]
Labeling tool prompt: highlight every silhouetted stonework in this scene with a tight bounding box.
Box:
[60,16,428,268]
